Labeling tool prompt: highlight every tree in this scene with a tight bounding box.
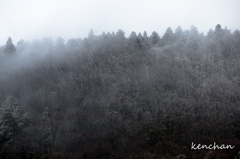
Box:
[174,26,183,40]
[215,24,222,32]
[66,38,79,48]
[161,27,174,46]
[165,27,173,35]
[133,38,142,49]
[233,30,240,51]
[214,24,224,39]
[110,32,115,37]
[185,36,199,53]
[101,31,106,37]
[129,31,137,40]
[55,37,65,51]
[83,38,91,49]
[207,29,214,39]
[137,33,144,43]
[143,31,148,38]
[4,37,16,54]
[150,31,160,46]
[88,29,95,41]
[128,31,141,49]
[116,29,125,39]
[114,29,126,45]
[143,31,149,42]
[190,25,199,36]
[17,39,24,46]
[100,31,110,42]
[16,39,26,52]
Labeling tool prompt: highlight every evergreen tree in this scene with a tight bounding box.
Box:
[4,37,16,54]
[133,37,142,49]
[174,26,183,40]
[190,25,199,36]
[116,29,125,39]
[101,31,110,41]
[143,31,148,38]
[233,30,240,51]
[112,31,116,36]
[66,38,79,48]
[137,33,144,42]
[17,39,24,46]
[129,31,137,40]
[150,31,160,46]
[207,29,214,39]
[55,37,65,50]
[128,31,137,46]
[88,29,95,41]
[83,38,91,49]
[16,39,25,52]
[101,31,106,38]
[190,26,200,42]
[185,36,199,53]
[214,24,223,39]
[215,24,222,32]
[161,27,174,46]
[114,29,126,45]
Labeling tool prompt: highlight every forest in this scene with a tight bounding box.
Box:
[0,24,240,158]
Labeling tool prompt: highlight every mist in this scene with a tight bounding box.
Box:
[1,0,240,158]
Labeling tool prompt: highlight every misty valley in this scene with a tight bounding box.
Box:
[0,24,240,158]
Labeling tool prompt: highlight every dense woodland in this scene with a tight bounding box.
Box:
[0,24,240,158]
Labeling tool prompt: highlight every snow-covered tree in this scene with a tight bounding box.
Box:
[150,31,160,46]
[161,27,174,46]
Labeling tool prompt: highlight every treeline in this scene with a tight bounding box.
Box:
[0,24,240,158]
[1,24,239,56]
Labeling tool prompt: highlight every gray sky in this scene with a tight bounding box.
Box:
[1,0,240,45]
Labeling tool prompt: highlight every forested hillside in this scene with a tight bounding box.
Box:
[0,24,240,158]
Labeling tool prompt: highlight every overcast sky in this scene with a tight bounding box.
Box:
[0,0,240,46]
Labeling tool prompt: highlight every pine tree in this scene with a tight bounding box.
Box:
[4,37,16,54]
[116,29,125,39]
[55,37,65,50]
[150,31,160,46]
[207,29,214,39]
[16,39,26,52]
[88,29,95,41]
[137,33,145,43]
[215,24,222,32]
[143,31,148,38]
[129,31,137,40]
[114,29,126,45]
[174,26,183,40]
[161,27,174,46]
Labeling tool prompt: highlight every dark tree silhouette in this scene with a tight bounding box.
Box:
[215,24,222,32]
[4,37,16,54]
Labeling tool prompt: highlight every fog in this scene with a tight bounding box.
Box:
[1,0,240,45]
[1,0,240,158]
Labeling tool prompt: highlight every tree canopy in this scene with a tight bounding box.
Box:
[4,37,16,54]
